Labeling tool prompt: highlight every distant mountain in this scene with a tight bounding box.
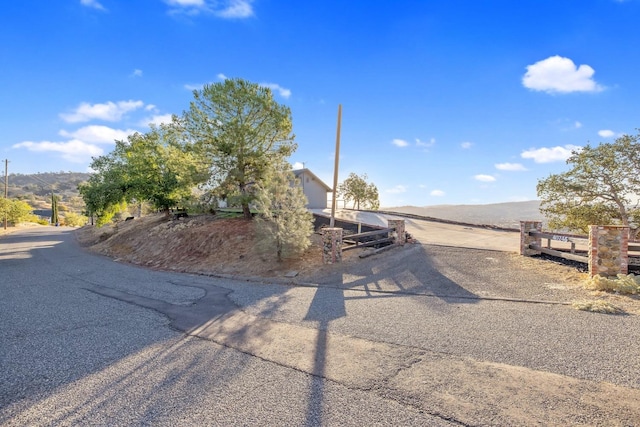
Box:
[385,200,545,229]
[6,172,91,212]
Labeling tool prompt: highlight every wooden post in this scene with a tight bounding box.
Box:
[330,104,342,228]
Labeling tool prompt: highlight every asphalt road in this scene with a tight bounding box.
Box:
[2,226,640,426]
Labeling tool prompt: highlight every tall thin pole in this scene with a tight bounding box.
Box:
[330,104,342,228]
[3,159,8,230]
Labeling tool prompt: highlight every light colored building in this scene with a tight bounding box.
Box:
[293,168,332,209]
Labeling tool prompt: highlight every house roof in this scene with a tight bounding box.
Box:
[293,168,333,192]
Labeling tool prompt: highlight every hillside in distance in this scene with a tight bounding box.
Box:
[386,200,545,229]
[6,172,91,212]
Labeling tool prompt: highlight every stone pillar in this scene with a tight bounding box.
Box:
[322,227,343,264]
[589,225,629,277]
[387,219,406,245]
[520,221,542,256]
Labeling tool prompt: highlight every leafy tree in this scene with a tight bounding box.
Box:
[253,159,314,260]
[338,173,380,210]
[117,122,207,213]
[537,133,640,235]
[0,198,9,226]
[63,212,88,227]
[79,121,207,225]
[183,78,296,219]
[9,200,32,225]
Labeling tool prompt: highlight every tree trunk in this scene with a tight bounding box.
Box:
[242,203,252,220]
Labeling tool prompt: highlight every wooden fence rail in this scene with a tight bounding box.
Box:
[343,227,395,251]
[521,221,639,276]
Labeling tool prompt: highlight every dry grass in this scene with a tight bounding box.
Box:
[571,299,623,314]
[584,274,640,294]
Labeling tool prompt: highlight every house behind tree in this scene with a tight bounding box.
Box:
[293,168,331,209]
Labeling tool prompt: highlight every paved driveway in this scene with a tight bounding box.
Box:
[312,208,520,252]
[2,226,640,426]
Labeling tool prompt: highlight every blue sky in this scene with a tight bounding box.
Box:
[2,0,638,207]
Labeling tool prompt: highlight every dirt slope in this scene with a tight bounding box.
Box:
[75,213,362,280]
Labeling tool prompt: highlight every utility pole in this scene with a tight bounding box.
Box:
[3,159,8,230]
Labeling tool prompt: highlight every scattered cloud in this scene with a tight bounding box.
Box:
[418,184,427,189]
[13,140,103,163]
[598,129,622,138]
[80,0,106,11]
[184,83,203,91]
[495,162,527,171]
[416,138,435,148]
[217,73,228,80]
[139,114,174,127]
[575,121,583,129]
[474,174,496,182]
[386,185,407,194]
[430,189,445,197]
[217,0,254,18]
[521,144,582,163]
[392,139,409,148]
[292,162,304,170]
[59,125,137,144]
[460,141,473,149]
[164,0,254,18]
[522,55,604,94]
[60,100,145,123]
[261,82,291,99]
[131,69,143,78]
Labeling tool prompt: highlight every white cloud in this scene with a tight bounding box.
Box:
[292,162,304,170]
[165,0,253,18]
[522,55,604,94]
[80,0,106,11]
[140,114,174,127]
[217,0,254,18]
[60,100,145,123]
[598,129,623,138]
[13,140,103,163]
[521,144,581,163]
[392,139,409,148]
[217,73,228,80]
[131,69,143,78]
[261,82,291,99]
[460,141,473,149]
[474,174,496,182]
[386,185,407,194]
[575,121,583,129]
[59,125,137,144]
[430,189,445,197]
[416,138,435,147]
[495,162,527,171]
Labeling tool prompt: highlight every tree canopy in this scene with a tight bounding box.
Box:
[253,159,314,260]
[338,173,380,210]
[79,120,206,225]
[183,78,296,219]
[537,132,640,235]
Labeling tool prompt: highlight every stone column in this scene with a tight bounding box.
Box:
[589,225,629,277]
[322,227,343,264]
[520,221,542,256]
[387,219,406,245]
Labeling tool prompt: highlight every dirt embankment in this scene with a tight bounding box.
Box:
[75,213,362,280]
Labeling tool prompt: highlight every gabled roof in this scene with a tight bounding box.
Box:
[293,168,333,192]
